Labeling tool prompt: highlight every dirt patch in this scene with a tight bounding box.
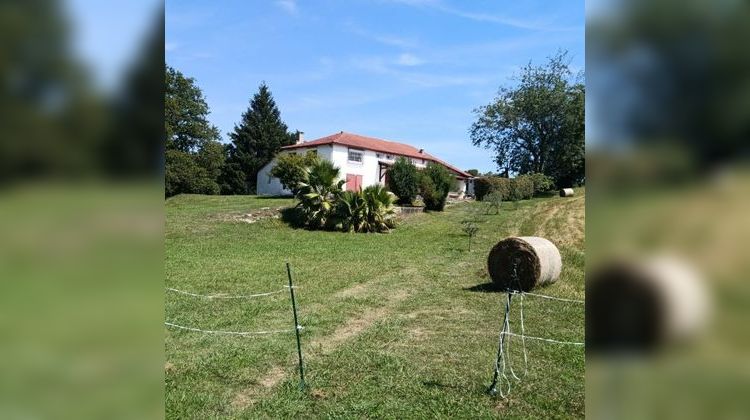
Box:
[219,207,286,224]
[310,289,409,356]
[231,289,410,412]
[334,282,370,298]
[231,366,286,410]
[164,361,175,374]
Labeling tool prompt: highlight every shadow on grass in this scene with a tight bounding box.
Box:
[279,206,306,229]
[422,380,463,390]
[463,282,503,293]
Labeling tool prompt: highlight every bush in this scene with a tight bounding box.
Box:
[270,151,319,195]
[387,157,419,205]
[524,172,555,195]
[420,163,453,211]
[165,149,220,197]
[332,185,396,233]
[295,160,344,229]
[485,191,503,214]
[474,176,511,201]
[508,176,534,201]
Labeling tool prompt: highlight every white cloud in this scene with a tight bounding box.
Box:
[276,0,298,16]
[387,0,579,32]
[396,53,424,66]
[343,22,419,48]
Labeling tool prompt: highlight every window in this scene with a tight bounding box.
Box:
[348,149,363,163]
[376,153,383,159]
[386,155,392,160]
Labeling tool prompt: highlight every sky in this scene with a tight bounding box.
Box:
[166,0,584,173]
[66,0,160,90]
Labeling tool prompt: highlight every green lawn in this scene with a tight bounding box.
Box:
[165,191,585,418]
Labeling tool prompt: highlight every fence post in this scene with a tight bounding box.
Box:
[488,292,512,396]
[286,262,306,391]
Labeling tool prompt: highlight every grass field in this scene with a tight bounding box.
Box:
[165,191,585,418]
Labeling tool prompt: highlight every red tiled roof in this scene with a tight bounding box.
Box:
[282,131,472,178]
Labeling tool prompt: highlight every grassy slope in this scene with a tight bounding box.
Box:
[165,191,585,419]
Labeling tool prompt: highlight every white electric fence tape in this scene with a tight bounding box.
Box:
[166,287,285,299]
[165,321,303,336]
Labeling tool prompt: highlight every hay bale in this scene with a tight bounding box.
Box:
[587,257,709,353]
[559,188,575,197]
[486,237,562,291]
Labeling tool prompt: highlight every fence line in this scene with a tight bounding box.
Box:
[165,321,303,336]
[501,331,584,346]
[509,290,585,304]
[166,287,286,299]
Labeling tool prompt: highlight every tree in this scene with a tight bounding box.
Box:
[387,157,419,205]
[225,83,296,194]
[165,66,220,153]
[470,51,585,187]
[164,65,223,196]
[165,150,219,197]
[466,169,480,176]
[420,163,453,211]
[269,151,320,195]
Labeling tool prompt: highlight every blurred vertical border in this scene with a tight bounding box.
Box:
[587,0,750,418]
[0,0,164,418]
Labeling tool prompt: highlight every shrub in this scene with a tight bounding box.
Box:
[362,185,397,232]
[420,163,453,211]
[165,149,219,197]
[473,177,493,201]
[332,185,396,233]
[474,176,511,201]
[508,176,534,201]
[524,172,555,195]
[270,151,319,195]
[387,157,419,205]
[295,160,345,228]
[485,191,502,214]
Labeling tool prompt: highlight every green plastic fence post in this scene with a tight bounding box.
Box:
[286,262,306,390]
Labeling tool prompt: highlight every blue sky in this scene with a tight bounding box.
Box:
[166,0,583,173]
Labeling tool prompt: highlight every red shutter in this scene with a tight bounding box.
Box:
[346,174,363,191]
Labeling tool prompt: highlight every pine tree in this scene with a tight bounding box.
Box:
[225,82,296,194]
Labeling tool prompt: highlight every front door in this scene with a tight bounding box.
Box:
[346,174,363,191]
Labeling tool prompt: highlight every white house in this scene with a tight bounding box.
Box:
[257,131,472,196]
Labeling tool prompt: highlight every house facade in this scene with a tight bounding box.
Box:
[257,131,472,196]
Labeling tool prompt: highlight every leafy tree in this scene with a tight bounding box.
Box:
[466,169,480,176]
[165,150,219,197]
[165,66,220,153]
[225,83,296,194]
[525,172,555,195]
[270,151,319,195]
[387,157,419,205]
[470,51,584,187]
[164,65,223,196]
[420,163,453,211]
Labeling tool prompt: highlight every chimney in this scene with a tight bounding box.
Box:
[296,131,304,144]
[418,148,424,154]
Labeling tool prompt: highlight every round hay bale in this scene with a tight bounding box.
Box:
[486,236,562,291]
[559,188,575,197]
[586,257,709,353]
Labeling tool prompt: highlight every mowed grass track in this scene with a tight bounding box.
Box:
[165,191,585,418]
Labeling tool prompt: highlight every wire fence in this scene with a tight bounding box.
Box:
[165,263,307,389]
[487,290,585,399]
